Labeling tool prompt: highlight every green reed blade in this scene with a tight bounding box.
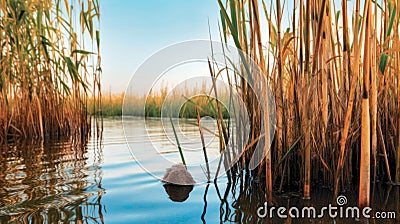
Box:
[169,117,186,166]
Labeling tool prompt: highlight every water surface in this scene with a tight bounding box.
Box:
[0,117,398,223]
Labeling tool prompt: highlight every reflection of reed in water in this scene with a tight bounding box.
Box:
[211,174,400,224]
[213,175,266,224]
[0,139,105,223]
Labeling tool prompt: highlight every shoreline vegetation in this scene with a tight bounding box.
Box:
[96,87,230,118]
[0,0,101,144]
[97,79,231,118]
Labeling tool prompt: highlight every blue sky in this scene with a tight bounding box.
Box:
[100,0,361,93]
[101,0,221,93]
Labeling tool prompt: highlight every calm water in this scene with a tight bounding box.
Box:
[0,117,399,223]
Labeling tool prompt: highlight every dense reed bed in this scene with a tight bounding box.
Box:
[94,92,124,116]
[121,84,230,118]
[216,0,400,206]
[0,0,101,144]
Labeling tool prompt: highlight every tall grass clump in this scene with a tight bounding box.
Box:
[217,0,400,206]
[0,0,101,144]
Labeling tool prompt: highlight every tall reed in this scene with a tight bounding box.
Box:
[217,0,400,205]
[0,0,101,144]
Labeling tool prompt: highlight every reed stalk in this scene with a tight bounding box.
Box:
[370,0,378,184]
[397,42,400,185]
[359,0,371,209]
[396,71,400,185]
[196,107,211,181]
[169,117,186,167]
[397,2,400,186]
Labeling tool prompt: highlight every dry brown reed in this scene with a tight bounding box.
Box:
[217,0,400,206]
[0,0,101,144]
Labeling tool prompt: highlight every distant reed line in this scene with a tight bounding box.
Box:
[98,85,230,118]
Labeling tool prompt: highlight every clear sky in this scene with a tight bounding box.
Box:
[101,0,221,93]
